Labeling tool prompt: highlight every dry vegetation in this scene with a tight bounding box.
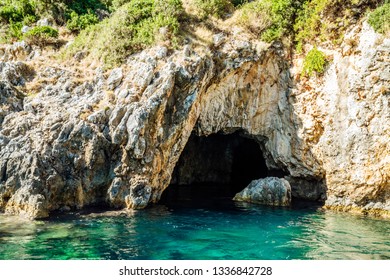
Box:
[1,0,388,76]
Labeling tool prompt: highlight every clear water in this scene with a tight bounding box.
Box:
[0,200,389,260]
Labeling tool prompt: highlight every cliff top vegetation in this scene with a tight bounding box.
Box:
[0,0,388,70]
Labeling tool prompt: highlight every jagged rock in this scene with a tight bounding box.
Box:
[155,46,168,59]
[291,22,390,215]
[233,177,292,206]
[213,33,226,47]
[95,9,110,21]
[107,68,123,90]
[0,41,32,62]
[285,176,326,201]
[37,18,52,27]
[183,45,192,57]
[0,82,24,126]
[0,61,34,86]
[21,26,31,33]
[0,20,389,219]
[74,51,86,61]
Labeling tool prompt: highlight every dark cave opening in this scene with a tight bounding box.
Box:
[161,131,282,207]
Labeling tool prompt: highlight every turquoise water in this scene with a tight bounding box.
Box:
[0,201,389,260]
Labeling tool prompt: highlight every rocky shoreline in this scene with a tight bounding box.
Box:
[0,20,389,219]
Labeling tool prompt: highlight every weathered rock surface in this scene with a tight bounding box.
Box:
[234,177,291,206]
[291,22,390,217]
[0,82,24,126]
[0,20,389,219]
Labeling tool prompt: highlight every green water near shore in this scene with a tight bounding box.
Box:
[0,201,389,260]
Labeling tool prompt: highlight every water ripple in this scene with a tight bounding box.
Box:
[1,205,389,260]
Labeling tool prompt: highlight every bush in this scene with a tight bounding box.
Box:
[236,1,273,35]
[7,21,23,40]
[302,47,327,77]
[195,0,233,19]
[368,2,390,35]
[111,0,129,11]
[0,0,38,41]
[62,0,108,15]
[0,0,36,23]
[230,0,246,7]
[0,5,23,23]
[50,0,107,28]
[23,25,58,46]
[294,0,329,52]
[293,0,381,52]
[66,11,99,31]
[260,0,295,42]
[67,0,183,67]
[235,0,295,43]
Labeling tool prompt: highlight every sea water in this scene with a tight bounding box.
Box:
[0,198,389,260]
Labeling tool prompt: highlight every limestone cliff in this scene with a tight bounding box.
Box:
[0,20,389,219]
[293,22,390,216]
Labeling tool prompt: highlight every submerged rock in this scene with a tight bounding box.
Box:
[233,177,291,206]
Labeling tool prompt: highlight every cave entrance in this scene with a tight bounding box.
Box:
[161,131,271,207]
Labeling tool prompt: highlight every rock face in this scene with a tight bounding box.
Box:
[291,22,390,216]
[233,177,291,206]
[0,21,389,219]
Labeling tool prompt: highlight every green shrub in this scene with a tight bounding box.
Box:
[195,0,233,19]
[67,0,183,67]
[22,13,37,25]
[0,0,111,40]
[293,0,379,52]
[0,0,38,41]
[0,5,23,23]
[154,0,184,19]
[0,0,36,23]
[65,0,108,15]
[236,0,295,43]
[66,11,99,31]
[111,0,129,11]
[230,0,246,7]
[368,2,390,35]
[260,0,295,42]
[8,20,23,40]
[236,1,272,34]
[23,25,58,46]
[42,0,108,26]
[302,47,327,77]
[294,0,329,52]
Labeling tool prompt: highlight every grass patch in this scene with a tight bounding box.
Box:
[66,0,184,68]
[368,1,390,35]
[194,0,233,19]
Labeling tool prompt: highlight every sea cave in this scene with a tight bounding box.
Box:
[161,131,287,206]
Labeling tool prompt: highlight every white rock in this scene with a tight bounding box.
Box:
[107,68,123,90]
[21,26,31,33]
[37,18,52,27]
[234,177,292,206]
